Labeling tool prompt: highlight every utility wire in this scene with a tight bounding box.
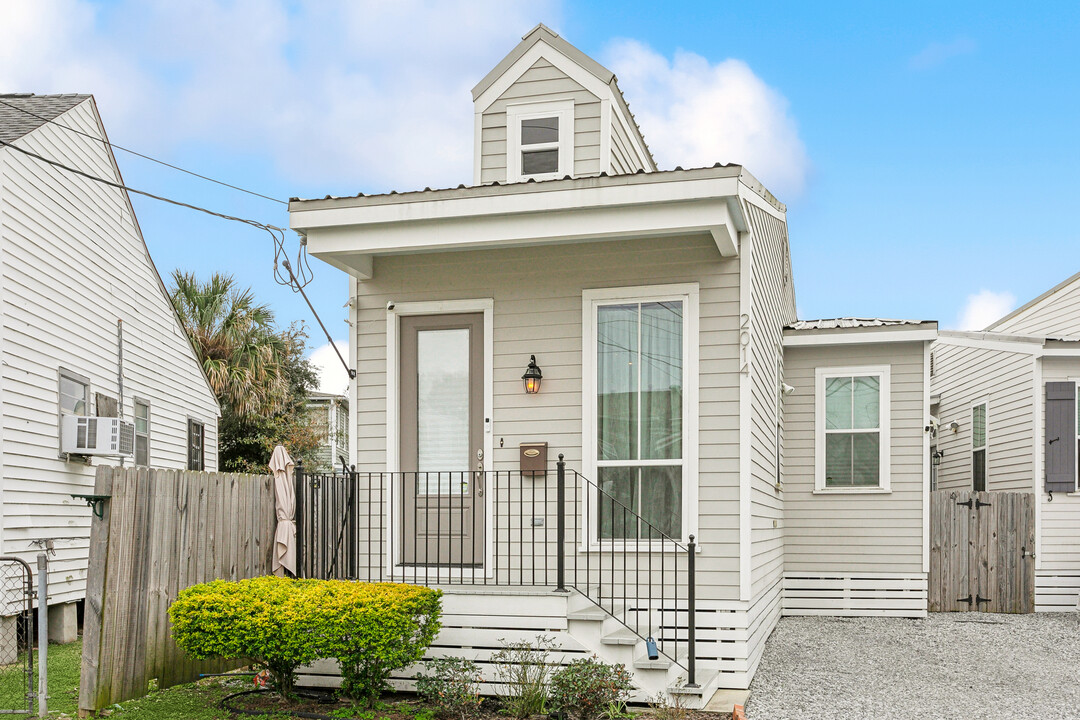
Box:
[0,98,287,206]
[0,137,353,378]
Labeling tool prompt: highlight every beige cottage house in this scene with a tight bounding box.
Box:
[289,25,937,701]
[931,271,1080,611]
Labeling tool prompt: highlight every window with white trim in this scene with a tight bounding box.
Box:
[816,367,891,491]
[134,399,150,466]
[587,287,697,542]
[506,101,573,182]
[972,401,987,491]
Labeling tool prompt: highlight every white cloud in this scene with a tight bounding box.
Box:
[605,40,809,198]
[0,0,559,191]
[309,340,350,395]
[955,289,1016,331]
[909,37,976,71]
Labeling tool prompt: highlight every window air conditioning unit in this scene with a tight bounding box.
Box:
[61,416,135,457]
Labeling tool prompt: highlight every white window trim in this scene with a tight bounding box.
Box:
[134,397,151,467]
[971,397,989,491]
[58,368,91,460]
[506,100,574,183]
[581,283,700,549]
[814,365,892,494]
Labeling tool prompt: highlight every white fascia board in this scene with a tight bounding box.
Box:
[783,329,937,347]
[933,332,1044,355]
[474,40,609,112]
[306,198,738,264]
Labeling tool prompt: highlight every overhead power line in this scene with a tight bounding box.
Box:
[0,97,287,206]
[0,137,354,379]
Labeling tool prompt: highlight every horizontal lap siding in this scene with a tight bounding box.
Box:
[480,59,601,184]
[0,101,219,604]
[930,342,1034,492]
[610,114,645,176]
[783,342,926,574]
[1037,357,1080,578]
[992,279,1080,338]
[743,201,793,678]
[353,235,742,599]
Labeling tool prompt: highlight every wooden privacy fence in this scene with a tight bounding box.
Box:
[929,489,1035,614]
[79,466,276,716]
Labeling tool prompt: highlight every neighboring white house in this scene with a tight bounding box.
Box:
[289,25,937,701]
[306,391,349,472]
[0,94,220,629]
[931,271,1080,611]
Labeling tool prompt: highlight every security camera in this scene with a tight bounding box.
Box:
[386,300,396,311]
[781,383,796,396]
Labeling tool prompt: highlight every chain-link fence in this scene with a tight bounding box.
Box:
[0,557,34,716]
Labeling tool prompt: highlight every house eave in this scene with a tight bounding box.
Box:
[784,326,938,347]
[294,170,752,279]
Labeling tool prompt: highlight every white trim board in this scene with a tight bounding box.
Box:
[813,365,893,494]
[384,298,495,576]
[580,283,700,548]
[784,329,937,347]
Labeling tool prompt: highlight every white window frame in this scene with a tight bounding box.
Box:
[814,365,892,493]
[582,283,699,549]
[58,368,91,459]
[506,100,574,183]
[134,398,151,467]
[971,398,989,491]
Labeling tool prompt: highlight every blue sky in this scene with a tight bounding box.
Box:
[3,1,1078,391]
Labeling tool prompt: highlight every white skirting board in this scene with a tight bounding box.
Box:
[1036,572,1080,612]
[782,573,928,617]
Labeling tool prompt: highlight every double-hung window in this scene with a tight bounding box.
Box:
[506,101,573,182]
[816,366,891,492]
[586,285,698,543]
[134,399,150,466]
[972,401,987,491]
[59,370,90,457]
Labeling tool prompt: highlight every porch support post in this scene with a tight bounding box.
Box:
[555,454,568,593]
[686,534,698,688]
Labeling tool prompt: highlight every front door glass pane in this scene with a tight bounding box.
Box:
[417,328,470,491]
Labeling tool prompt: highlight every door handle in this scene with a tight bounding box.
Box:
[475,449,484,497]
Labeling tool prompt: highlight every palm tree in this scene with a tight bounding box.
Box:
[169,271,291,416]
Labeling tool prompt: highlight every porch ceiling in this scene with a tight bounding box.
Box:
[292,171,748,280]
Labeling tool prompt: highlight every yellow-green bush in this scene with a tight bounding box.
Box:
[168,576,442,698]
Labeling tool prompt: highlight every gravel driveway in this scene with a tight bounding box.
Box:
[746,613,1080,720]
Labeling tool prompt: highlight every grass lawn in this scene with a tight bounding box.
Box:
[0,639,252,719]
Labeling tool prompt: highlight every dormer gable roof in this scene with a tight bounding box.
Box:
[472,24,656,174]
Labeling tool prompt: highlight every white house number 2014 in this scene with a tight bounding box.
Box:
[740,313,751,376]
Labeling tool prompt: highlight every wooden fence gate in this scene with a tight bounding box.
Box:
[929,490,1035,613]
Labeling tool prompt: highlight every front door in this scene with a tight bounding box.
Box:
[399,313,485,567]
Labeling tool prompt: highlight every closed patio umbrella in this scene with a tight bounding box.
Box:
[269,445,296,577]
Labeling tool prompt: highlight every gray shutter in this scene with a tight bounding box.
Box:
[1045,381,1076,493]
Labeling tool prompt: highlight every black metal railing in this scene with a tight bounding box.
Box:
[295,454,698,685]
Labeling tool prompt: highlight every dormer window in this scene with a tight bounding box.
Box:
[506,100,573,182]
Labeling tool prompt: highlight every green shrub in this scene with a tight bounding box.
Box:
[415,657,485,720]
[319,582,443,703]
[548,658,633,720]
[169,576,324,693]
[168,576,442,700]
[491,635,557,718]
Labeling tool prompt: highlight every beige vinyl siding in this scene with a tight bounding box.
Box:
[930,341,1035,492]
[353,234,743,598]
[609,112,645,176]
[993,277,1080,339]
[783,341,927,574]
[743,200,793,675]
[1037,356,1080,573]
[480,58,602,184]
[0,99,219,604]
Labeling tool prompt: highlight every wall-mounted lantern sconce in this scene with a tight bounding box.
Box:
[932,450,944,466]
[522,355,542,394]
